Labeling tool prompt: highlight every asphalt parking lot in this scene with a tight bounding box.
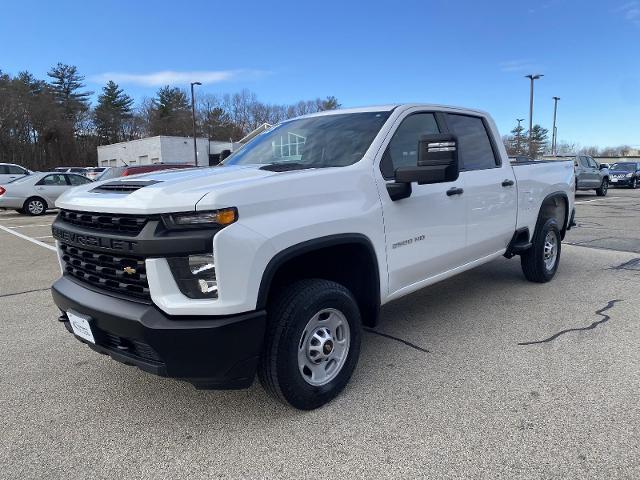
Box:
[1,189,639,479]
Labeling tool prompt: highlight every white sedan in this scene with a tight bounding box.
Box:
[0,172,92,215]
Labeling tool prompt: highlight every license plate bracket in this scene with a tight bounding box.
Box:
[67,311,95,344]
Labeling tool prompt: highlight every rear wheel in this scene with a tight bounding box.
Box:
[596,178,608,196]
[258,279,362,410]
[23,197,47,216]
[521,218,561,283]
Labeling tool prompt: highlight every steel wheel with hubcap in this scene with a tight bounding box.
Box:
[259,278,362,410]
[543,231,558,272]
[24,197,46,216]
[297,308,351,386]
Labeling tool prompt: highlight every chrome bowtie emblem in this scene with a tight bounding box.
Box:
[123,266,137,275]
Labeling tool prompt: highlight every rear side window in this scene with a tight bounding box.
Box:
[67,174,91,185]
[381,113,440,179]
[446,114,498,171]
[0,165,7,174]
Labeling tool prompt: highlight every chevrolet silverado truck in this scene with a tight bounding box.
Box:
[51,104,575,410]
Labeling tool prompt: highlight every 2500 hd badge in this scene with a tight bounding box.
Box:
[52,226,138,252]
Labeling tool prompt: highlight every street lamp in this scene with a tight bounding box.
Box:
[525,74,544,153]
[551,96,560,155]
[190,81,202,166]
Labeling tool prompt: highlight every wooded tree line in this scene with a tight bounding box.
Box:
[0,64,340,170]
[503,121,635,158]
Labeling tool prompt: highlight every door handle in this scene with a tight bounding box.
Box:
[501,179,515,187]
[446,187,464,196]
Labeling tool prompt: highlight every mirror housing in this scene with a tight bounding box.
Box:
[394,134,459,185]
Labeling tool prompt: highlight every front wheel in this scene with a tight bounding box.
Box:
[258,279,362,410]
[521,218,561,283]
[596,178,608,196]
[630,177,637,189]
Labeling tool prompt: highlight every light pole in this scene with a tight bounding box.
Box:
[551,96,560,155]
[525,74,543,153]
[190,81,202,166]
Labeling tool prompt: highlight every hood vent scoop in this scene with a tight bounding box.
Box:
[92,180,161,193]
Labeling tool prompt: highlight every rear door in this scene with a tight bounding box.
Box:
[444,113,517,261]
[377,110,467,295]
[35,174,69,205]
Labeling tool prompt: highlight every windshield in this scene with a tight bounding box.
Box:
[611,163,635,171]
[222,112,390,168]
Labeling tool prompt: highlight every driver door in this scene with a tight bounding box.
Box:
[377,111,467,296]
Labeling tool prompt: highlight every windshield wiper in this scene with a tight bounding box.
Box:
[259,162,313,172]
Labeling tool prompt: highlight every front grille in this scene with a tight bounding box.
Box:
[60,242,150,299]
[59,209,148,235]
[100,331,162,363]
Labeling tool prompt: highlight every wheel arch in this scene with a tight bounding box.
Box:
[536,192,569,240]
[257,234,382,327]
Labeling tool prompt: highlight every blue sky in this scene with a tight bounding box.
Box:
[1,0,639,147]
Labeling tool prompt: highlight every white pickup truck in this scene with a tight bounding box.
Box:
[51,104,575,409]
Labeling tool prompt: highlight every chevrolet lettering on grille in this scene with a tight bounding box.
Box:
[52,226,138,252]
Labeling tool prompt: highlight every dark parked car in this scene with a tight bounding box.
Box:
[95,163,195,181]
[608,162,640,189]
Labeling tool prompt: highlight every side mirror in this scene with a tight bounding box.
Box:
[394,134,459,185]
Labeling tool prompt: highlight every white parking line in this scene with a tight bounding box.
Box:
[0,224,57,252]
[34,235,54,239]
[575,199,601,204]
[8,224,53,228]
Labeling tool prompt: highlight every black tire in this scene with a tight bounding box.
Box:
[23,197,48,216]
[630,177,637,189]
[521,218,561,283]
[258,279,362,410]
[596,178,608,196]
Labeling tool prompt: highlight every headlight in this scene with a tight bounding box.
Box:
[626,173,633,178]
[163,208,237,229]
[167,253,218,299]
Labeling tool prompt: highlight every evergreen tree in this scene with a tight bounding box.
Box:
[509,122,528,155]
[94,80,134,144]
[149,86,192,136]
[47,63,92,123]
[528,124,549,158]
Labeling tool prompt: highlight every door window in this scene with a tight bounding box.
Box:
[7,165,26,174]
[381,113,440,179]
[67,174,92,186]
[587,157,598,168]
[579,156,590,168]
[37,174,67,186]
[445,114,498,170]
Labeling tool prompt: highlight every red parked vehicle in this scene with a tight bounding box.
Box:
[96,164,196,181]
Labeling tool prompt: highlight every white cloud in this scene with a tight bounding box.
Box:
[499,59,543,73]
[615,1,640,25]
[88,69,267,87]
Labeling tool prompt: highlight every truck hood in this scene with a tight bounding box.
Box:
[55,165,280,214]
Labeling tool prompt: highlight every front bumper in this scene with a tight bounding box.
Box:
[610,177,633,186]
[52,276,267,389]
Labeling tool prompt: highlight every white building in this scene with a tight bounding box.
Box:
[97,136,239,167]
